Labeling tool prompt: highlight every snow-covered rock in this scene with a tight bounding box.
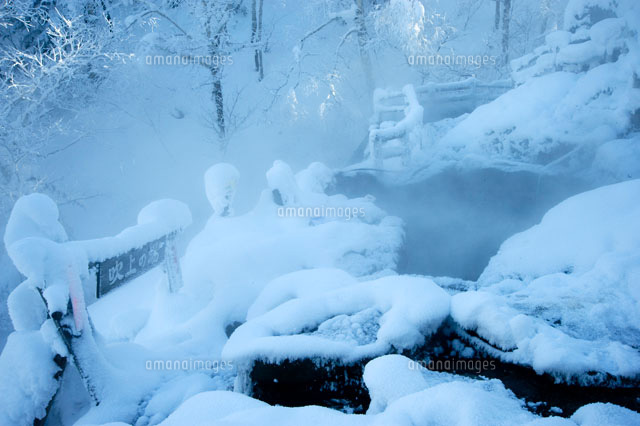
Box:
[148,363,640,426]
[0,331,61,426]
[223,275,450,365]
[451,180,640,383]
[363,354,461,414]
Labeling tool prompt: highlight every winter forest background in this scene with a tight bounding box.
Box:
[0,0,639,424]
[0,0,575,348]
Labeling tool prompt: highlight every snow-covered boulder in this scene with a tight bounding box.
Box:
[247,268,358,320]
[451,180,640,383]
[223,275,450,365]
[363,354,462,414]
[0,330,62,426]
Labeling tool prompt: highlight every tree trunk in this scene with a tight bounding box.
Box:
[252,0,264,81]
[502,0,511,64]
[257,0,264,81]
[210,36,226,138]
[203,0,228,139]
[354,0,373,90]
[208,29,226,138]
[494,0,501,30]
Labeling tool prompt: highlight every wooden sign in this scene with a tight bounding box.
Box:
[91,232,182,298]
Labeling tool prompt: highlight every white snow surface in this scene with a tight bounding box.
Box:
[141,355,640,426]
[247,268,358,320]
[204,163,240,217]
[452,180,640,382]
[223,275,450,364]
[0,330,60,425]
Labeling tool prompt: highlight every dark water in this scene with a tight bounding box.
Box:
[332,168,592,280]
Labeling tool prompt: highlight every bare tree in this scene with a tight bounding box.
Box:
[354,0,374,90]
[502,0,511,63]
[251,0,264,81]
[0,1,119,213]
[197,0,242,140]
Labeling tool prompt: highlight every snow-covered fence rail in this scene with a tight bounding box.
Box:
[369,84,423,168]
[368,77,513,167]
[79,201,190,298]
[0,194,191,422]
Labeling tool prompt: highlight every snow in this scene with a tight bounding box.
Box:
[1,0,639,423]
[75,199,191,263]
[591,135,640,182]
[0,330,60,426]
[266,160,299,205]
[223,275,450,364]
[135,374,228,426]
[368,84,424,164]
[150,355,637,426]
[363,355,431,414]
[570,403,640,425]
[204,163,240,217]
[451,180,640,383]
[138,160,406,356]
[158,391,268,426]
[247,268,357,320]
[7,282,48,332]
[3,193,68,248]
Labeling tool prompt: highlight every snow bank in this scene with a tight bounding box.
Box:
[205,163,240,217]
[451,180,640,383]
[135,374,226,426]
[159,391,268,426]
[247,268,358,320]
[223,275,449,364]
[376,0,640,183]
[141,160,405,357]
[73,198,191,263]
[126,357,637,426]
[570,403,640,425]
[363,354,461,414]
[160,392,365,426]
[2,193,195,425]
[151,355,634,426]
[0,331,60,426]
[3,193,68,248]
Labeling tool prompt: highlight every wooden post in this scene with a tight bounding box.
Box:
[164,232,184,293]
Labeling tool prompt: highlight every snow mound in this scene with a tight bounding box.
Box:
[158,391,268,426]
[204,163,240,217]
[152,364,611,426]
[0,331,60,426]
[247,268,358,320]
[363,354,460,414]
[570,402,640,426]
[452,180,640,383]
[152,160,404,356]
[222,275,450,365]
[4,193,68,248]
